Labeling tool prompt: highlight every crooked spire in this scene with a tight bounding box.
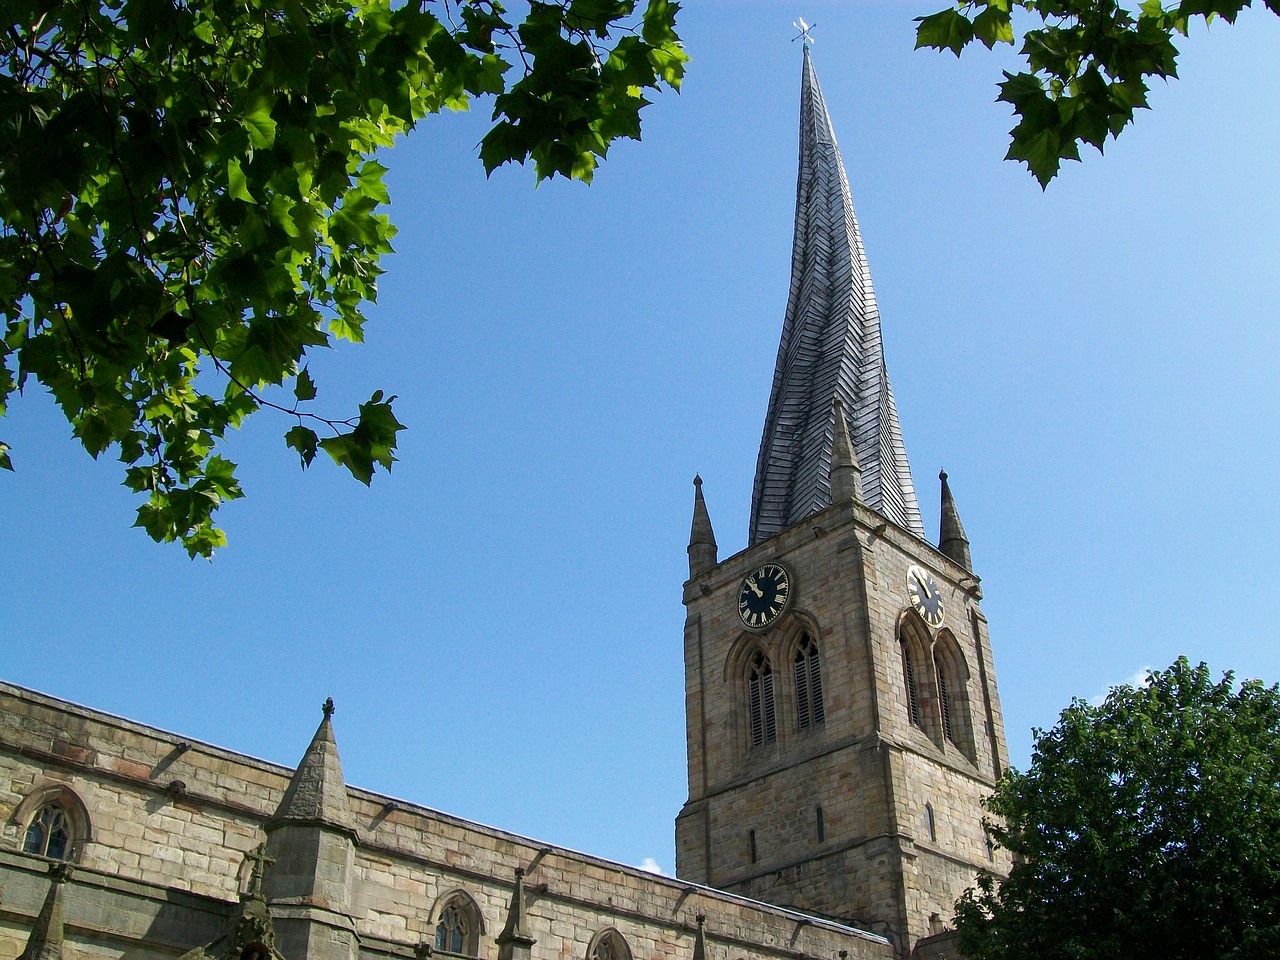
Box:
[750,46,923,544]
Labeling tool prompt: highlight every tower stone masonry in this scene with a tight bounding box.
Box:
[675,46,1011,957]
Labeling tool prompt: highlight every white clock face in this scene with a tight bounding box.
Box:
[907,565,945,628]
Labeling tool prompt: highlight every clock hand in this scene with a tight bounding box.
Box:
[746,578,764,598]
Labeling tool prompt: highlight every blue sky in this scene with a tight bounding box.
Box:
[4,3,1279,876]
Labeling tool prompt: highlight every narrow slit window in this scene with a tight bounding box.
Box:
[816,805,825,842]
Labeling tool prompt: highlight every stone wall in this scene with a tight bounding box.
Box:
[0,681,891,960]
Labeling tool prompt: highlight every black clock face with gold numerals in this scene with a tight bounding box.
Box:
[907,565,945,628]
[738,562,792,630]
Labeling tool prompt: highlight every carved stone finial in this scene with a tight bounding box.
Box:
[829,396,864,505]
[497,865,536,959]
[938,469,972,570]
[692,914,709,960]
[322,697,335,719]
[688,475,718,579]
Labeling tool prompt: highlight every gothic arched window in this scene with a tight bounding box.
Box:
[899,614,940,740]
[14,786,90,863]
[589,930,632,960]
[435,904,468,954]
[748,650,777,746]
[938,671,956,743]
[902,642,925,730]
[433,894,482,956]
[934,631,974,759]
[793,634,825,730]
[24,802,72,860]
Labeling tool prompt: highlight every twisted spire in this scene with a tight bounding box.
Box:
[750,46,923,543]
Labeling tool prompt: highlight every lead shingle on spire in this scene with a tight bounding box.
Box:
[749,46,923,544]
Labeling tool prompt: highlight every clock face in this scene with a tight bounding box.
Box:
[907,565,945,628]
[738,562,792,630]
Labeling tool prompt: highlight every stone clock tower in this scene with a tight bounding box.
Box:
[675,47,1010,959]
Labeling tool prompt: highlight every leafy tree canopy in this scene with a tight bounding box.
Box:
[0,0,686,555]
[957,657,1280,960]
[915,0,1280,186]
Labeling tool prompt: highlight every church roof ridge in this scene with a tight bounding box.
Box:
[749,46,924,544]
[2,675,890,947]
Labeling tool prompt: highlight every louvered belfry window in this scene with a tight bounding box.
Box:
[748,651,778,746]
[904,651,923,729]
[938,674,956,744]
[794,634,825,730]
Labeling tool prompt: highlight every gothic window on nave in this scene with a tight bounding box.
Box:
[589,929,632,960]
[14,784,89,863]
[24,802,71,860]
[433,893,482,957]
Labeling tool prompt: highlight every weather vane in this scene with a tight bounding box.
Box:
[792,18,816,46]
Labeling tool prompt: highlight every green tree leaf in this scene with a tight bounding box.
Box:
[285,424,319,468]
[242,96,278,149]
[914,8,975,55]
[294,366,317,402]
